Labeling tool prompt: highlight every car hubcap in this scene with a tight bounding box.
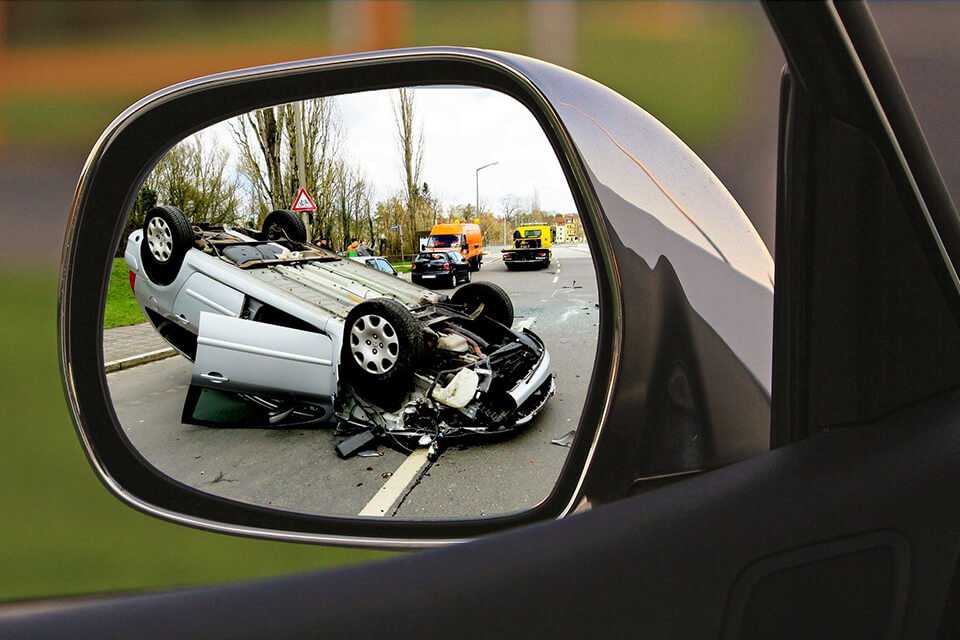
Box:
[350,314,400,374]
[146,217,173,263]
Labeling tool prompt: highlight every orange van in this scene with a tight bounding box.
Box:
[424,220,484,271]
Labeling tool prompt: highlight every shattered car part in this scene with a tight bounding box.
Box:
[551,430,576,447]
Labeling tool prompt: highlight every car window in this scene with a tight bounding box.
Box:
[425,234,459,248]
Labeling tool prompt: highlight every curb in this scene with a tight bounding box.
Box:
[104,348,178,373]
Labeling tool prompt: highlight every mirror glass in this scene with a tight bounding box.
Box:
[104,85,598,519]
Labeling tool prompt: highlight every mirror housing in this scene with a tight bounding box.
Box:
[61,47,773,547]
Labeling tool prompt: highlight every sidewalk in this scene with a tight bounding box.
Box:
[103,322,176,373]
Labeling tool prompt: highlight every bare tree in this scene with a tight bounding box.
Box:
[147,135,241,225]
[230,99,342,226]
[393,88,425,252]
[500,194,523,244]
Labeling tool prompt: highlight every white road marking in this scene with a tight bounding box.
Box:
[559,309,577,323]
[552,275,559,284]
[513,317,537,331]
[359,448,430,517]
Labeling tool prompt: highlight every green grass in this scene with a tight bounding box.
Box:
[0,269,391,601]
[391,262,412,274]
[104,258,146,329]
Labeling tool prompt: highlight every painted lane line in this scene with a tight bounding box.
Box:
[552,275,559,284]
[359,448,431,517]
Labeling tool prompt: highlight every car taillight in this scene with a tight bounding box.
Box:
[128,270,136,292]
[443,264,450,270]
[504,253,512,259]
[538,252,547,257]
[411,264,417,270]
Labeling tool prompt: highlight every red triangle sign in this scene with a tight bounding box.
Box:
[291,188,317,211]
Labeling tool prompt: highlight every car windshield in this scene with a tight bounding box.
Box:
[426,234,460,248]
[523,229,542,238]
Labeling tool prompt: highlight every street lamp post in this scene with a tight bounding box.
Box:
[475,160,498,219]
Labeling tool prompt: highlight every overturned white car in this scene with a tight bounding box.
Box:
[124,205,555,458]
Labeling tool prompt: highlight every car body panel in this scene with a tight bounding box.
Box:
[192,312,337,406]
[171,273,245,326]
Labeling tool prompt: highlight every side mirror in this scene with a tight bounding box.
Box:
[60,48,773,547]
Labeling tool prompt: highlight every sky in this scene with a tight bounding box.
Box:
[204,86,578,216]
[335,86,577,215]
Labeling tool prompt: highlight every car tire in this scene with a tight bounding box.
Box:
[262,209,307,243]
[448,273,457,289]
[451,281,514,326]
[342,298,424,396]
[464,270,472,284]
[140,205,194,286]
[505,263,515,271]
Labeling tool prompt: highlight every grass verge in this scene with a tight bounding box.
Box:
[104,258,146,329]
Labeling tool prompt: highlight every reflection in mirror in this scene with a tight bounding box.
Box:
[104,86,598,519]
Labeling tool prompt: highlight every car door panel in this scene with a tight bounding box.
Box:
[171,272,245,329]
[192,312,336,404]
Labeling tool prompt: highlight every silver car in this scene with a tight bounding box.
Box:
[125,205,554,458]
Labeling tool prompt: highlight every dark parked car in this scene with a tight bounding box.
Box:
[8,3,960,638]
[410,250,471,288]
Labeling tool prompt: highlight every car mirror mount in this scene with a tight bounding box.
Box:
[61,47,772,547]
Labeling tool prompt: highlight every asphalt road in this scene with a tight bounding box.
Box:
[107,244,599,519]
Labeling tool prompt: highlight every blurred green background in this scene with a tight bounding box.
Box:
[0,1,777,601]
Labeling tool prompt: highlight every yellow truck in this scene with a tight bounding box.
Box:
[502,224,552,270]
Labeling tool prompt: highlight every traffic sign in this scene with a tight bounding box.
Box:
[389,224,402,231]
[291,188,317,211]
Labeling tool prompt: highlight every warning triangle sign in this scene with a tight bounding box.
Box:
[291,188,317,211]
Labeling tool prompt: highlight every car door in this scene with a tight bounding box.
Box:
[8,2,960,638]
[187,312,337,418]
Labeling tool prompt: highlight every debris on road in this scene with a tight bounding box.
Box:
[551,430,576,447]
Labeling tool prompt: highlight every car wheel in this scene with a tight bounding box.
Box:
[140,205,194,286]
[262,209,307,243]
[464,270,472,284]
[450,281,514,326]
[448,273,457,289]
[342,298,424,395]
[505,263,515,271]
